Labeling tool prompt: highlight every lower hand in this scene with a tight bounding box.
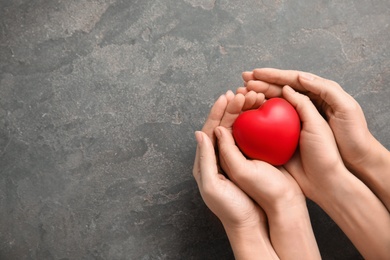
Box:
[193,92,278,260]
[215,92,321,259]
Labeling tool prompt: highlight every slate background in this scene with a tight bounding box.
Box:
[1,0,389,259]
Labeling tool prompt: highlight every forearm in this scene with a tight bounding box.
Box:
[351,137,390,211]
[224,224,279,260]
[268,203,321,260]
[316,169,390,259]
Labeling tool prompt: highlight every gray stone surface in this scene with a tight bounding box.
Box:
[0,0,389,259]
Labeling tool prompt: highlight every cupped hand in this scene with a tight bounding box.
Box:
[216,125,305,214]
[281,85,348,201]
[241,68,374,172]
[193,91,267,230]
[193,130,265,229]
[280,86,390,260]
[193,91,282,260]
[215,92,321,259]
[212,91,304,214]
[236,81,347,202]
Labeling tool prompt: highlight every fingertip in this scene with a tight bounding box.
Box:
[195,131,203,145]
[215,126,230,142]
[214,126,222,139]
[242,90,257,111]
[225,90,235,101]
[242,71,254,81]
[236,86,248,95]
[282,85,303,107]
[236,92,246,100]
[215,93,227,106]
[283,85,296,95]
[215,126,234,142]
[254,92,266,108]
[282,86,322,123]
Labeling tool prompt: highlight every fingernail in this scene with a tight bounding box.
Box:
[300,72,315,81]
[195,131,203,144]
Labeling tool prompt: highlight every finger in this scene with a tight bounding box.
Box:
[220,94,245,130]
[193,131,219,185]
[215,126,248,178]
[253,93,266,109]
[241,91,265,110]
[284,151,303,179]
[216,126,280,195]
[283,152,311,196]
[236,86,248,95]
[242,71,255,82]
[298,72,354,111]
[201,94,228,145]
[242,91,257,111]
[252,68,307,92]
[225,89,235,103]
[282,86,326,125]
[246,80,283,98]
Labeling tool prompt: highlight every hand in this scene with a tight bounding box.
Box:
[193,92,278,260]
[241,68,390,211]
[274,86,390,260]
[215,92,320,259]
[279,86,347,200]
[241,68,372,171]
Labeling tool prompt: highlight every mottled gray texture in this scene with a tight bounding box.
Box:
[0,0,389,259]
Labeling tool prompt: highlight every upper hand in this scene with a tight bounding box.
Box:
[280,85,348,201]
[241,68,375,172]
[241,68,390,211]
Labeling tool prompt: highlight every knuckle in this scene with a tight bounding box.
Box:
[327,79,341,88]
[343,97,360,112]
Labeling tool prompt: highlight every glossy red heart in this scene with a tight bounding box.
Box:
[232,98,300,165]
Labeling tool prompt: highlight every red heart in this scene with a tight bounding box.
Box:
[232,98,300,165]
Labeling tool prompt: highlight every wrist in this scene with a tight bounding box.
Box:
[223,224,278,260]
[348,135,390,210]
[348,134,388,174]
[314,168,390,259]
[267,202,321,260]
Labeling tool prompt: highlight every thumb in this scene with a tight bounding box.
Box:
[298,72,350,110]
[282,85,326,125]
[215,126,247,177]
[193,131,219,185]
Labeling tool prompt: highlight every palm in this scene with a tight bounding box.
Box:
[203,174,266,227]
[240,160,302,208]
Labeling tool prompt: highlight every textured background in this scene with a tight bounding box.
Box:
[1,0,389,259]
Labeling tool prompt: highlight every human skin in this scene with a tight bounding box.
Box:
[240,70,390,259]
[240,68,390,212]
[215,93,320,260]
[193,91,279,260]
[193,90,321,259]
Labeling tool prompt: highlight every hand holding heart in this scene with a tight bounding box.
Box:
[193,91,281,260]
[193,91,267,230]
[218,85,344,208]
[239,69,390,259]
[215,88,321,259]
[193,90,321,259]
[216,92,305,214]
